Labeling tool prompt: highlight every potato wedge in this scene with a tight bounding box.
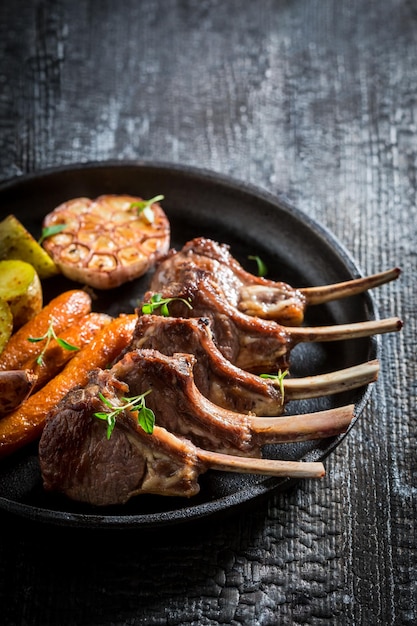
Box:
[0,369,37,417]
[0,260,43,330]
[0,214,59,279]
[0,299,13,354]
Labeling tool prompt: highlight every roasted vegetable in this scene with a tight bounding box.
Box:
[0,289,92,371]
[0,299,13,355]
[0,369,37,417]
[0,214,59,279]
[0,314,136,458]
[41,194,170,289]
[0,259,43,330]
[23,311,112,390]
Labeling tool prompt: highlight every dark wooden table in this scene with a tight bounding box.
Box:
[1,1,415,624]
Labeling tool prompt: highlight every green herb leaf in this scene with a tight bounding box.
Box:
[248,255,268,277]
[27,318,79,366]
[130,195,165,224]
[94,410,117,440]
[98,393,115,409]
[38,223,67,245]
[160,302,170,317]
[138,405,155,434]
[260,369,289,404]
[94,390,155,438]
[56,337,80,351]
[141,293,193,317]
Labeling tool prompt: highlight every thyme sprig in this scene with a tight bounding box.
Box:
[28,319,79,366]
[130,194,165,224]
[38,223,67,245]
[94,390,155,439]
[260,369,289,404]
[248,255,268,278]
[141,293,193,317]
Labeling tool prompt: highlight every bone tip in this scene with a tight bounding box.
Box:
[317,463,326,478]
[301,461,326,478]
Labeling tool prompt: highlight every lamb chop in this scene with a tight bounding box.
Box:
[150,237,400,325]
[82,348,354,456]
[141,275,402,373]
[131,315,380,416]
[39,389,326,508]
[39,352,348,506]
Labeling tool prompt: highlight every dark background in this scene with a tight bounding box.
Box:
[0,1,415,624]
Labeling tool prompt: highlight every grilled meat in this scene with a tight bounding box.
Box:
[39,377,204,505]
[39,362,331,507]
[37,237,403,508]
[141,275,402,373]
[150,237,400,325]
[86,349,354,456]
[131,315,379,415]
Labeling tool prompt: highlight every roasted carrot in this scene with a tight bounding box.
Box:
[23,312,112,391]
[0,314,137,459]
[0,290,92,371]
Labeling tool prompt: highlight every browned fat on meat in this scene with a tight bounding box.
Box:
[143,276,294,372]
[131,314,284,415]
[150,238,307,326]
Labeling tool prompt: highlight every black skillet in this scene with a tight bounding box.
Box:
[0,161,379,529]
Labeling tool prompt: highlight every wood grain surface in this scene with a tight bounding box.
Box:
[0,1,415,624]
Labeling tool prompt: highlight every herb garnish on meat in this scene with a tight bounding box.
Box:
[94,391,155,439]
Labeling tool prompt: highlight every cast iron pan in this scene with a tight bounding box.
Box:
[0,161,379,529]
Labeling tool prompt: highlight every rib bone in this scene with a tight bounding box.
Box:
[288,317,402,343]
[284,359,379,400]
[249,404,354,443]
[301,267,401,305]
[198,450,325,479]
